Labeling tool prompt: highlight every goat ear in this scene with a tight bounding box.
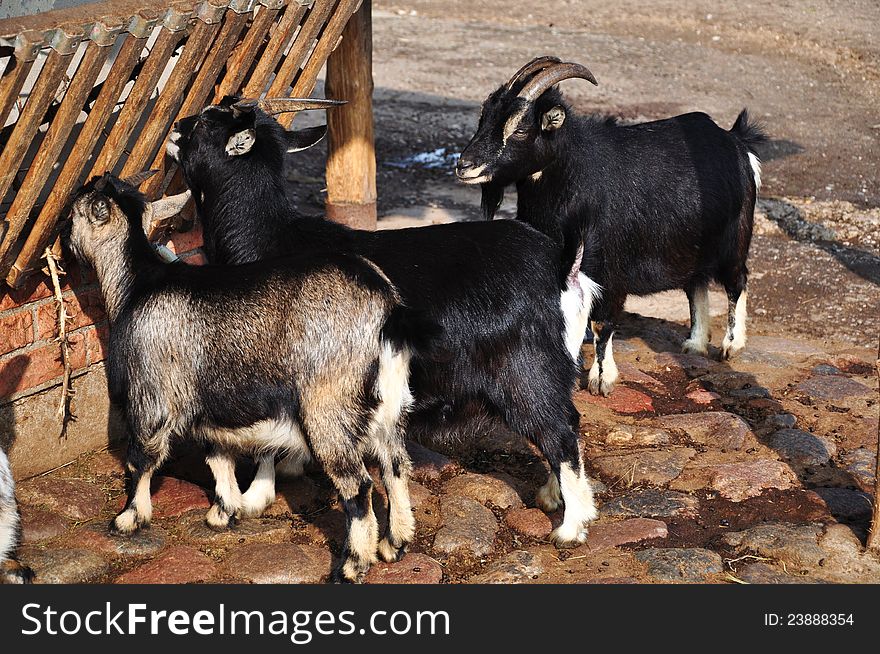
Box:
[91,197,111,225]
[226,128,256,156]
[541,106,566,132]
[285,125,326,153]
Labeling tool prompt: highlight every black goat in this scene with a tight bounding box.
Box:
[458,56,767,396]
[0,448,34,584]
[167,97,600,547]
[67,172,425,582]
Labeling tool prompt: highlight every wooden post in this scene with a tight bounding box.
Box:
[324,0,376,230]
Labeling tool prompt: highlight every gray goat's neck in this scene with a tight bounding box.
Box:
[90,230,146,323]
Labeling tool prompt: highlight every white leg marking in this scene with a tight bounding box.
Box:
[682,284,711,356]
[342,502,379,581]
[113,470,154,534]
[550,461,597,547]
[560,273,601,362]
[241,455,276,517]
[722,290,748,360]
[536,471,562,512]
[748,152,762,189]
[588,333,619,397]
[206,453,242,529]
[0,451,20,563]
[378,474,414,563]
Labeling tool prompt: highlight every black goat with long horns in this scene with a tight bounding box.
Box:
[458,56,767,396]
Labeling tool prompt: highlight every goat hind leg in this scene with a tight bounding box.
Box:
[587,321,619,396]
[721,274,748,360]
[205,448,243,530]
[682,282,711,356]
[111,431,169,535]
[240,454,276,518]
[376,438,414,563]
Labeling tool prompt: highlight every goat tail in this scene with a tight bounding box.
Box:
[380,304,445,361]
[729,108,768,152]
[557,212,587,289]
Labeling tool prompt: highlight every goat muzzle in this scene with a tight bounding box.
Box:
[516,61,598,102]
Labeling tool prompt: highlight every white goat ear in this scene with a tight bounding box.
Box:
[541,106,566,132]
[225,128,256,156]
[285,125,326,153]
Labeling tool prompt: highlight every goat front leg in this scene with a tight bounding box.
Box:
[376,438,415,563]
[682,282,711,356]
[587,320,619,396]
[205,447,243,530]
[240,454,276,518]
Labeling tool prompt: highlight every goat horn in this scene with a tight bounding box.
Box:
[123,169,160,187]
[516,62,598,102]
[246,98,347,114]
[505,55,562,91]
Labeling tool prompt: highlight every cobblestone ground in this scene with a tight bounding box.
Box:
[16,318,879,584]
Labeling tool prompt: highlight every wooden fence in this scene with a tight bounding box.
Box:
[0,0,363,289]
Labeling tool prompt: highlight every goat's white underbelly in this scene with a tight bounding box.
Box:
[200,417,307,455]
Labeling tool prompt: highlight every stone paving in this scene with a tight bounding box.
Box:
[14,320,879,584]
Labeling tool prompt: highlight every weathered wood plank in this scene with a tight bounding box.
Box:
[241,1,308,97]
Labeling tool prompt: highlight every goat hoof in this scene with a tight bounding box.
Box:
[377,538,408,563]
[1,560,35,584]
[206,504,239,531]
[550,524,589,549]
[109,511,146,536]
[681,339,709,357]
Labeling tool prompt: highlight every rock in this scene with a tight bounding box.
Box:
[813,524,880,582]
[223,543,330,584]
[443,472,522,509]
[468,550,544,584]
[584,518,668,550]
[115,545,218,584]
[505,508,552,539]
[593,447,695,486]
[813,488,872,522]
[768,429,837,468]
[16,477,104,521]
[840,448,876,491]
[365,553,443,584]
[728,386,771,400]
[797,375,872,401]
[406,441,456,481]
[672,459,798,501]
[25,548,108,584]
[616,362,663,387]
[686,388,721,405]
[635,548,723,582]
[601,488,699,518]
[737,562,823,584]
[179,510,290,545]
[722,522,826,572]
[433,496,498,558]
[747,336,823,357]
[576,387,655,415]
[764,413,798,430]
[151,477,212,517]
[812,364,843,376]
[657,411,753,451]
[266,476,328,516]
[86,449,126,477]
[65,523,168,557]
[700,371,756,393]
[653,352,712,378]
[407,481,433,509]
[602,425,671,447]
[19,506,70,543]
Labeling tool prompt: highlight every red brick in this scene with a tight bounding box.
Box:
[0,346,62,397]
[0,276,54,312]
[35,289,106,341]
[84,323,110,364]
[162,223,204,256]
[0,310,34,356]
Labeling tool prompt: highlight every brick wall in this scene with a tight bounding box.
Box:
[0,224,205,405]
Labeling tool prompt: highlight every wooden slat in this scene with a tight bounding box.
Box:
[266,0,335,100]
[2,41,111,248]
[0,48,76,278]
[136,9,249,196]
[0,50,37,129]
[7,33,148,288]
[215,4,279,98]
[241,1,308,97]
[87,25,187,177]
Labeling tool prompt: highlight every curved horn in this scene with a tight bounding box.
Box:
[241,97,347,115]
[123,169,159,187]
[505,55,562,91]
[516,62,598,102]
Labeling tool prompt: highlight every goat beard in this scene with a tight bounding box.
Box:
[480,182,505,221]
